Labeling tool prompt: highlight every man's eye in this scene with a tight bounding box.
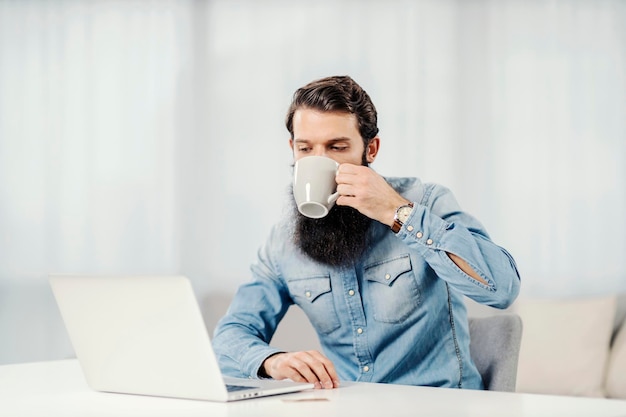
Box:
[298,147,311,153]
[331,146,348,151]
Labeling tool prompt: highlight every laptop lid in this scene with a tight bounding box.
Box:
[49,274,314,402]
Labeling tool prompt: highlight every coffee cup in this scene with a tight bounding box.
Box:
[293,156,340,219]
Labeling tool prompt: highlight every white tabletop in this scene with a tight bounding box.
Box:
[1,359,625,417]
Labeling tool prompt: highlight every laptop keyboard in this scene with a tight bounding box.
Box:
[226,384,258,392]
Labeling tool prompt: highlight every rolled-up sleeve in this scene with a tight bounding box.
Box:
[396,183,520,308]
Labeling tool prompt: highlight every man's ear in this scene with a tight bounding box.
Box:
[289,138,294,151]
[366,136,380,164]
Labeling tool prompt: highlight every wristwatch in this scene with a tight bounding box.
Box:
[391,202,414,233]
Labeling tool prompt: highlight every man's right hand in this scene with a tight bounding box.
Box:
[261,350,340,389]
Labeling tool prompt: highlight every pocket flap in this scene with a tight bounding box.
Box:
[364,255,412,286]
[288,276,332,303]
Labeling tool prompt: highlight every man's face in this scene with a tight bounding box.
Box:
[290,108,375,165]
[288,107,376,268]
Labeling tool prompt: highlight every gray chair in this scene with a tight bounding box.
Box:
[468,314,523,392]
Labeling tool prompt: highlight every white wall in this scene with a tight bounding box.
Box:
[1,0,625,364]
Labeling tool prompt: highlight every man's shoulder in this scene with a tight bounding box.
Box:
[385,176,453,206]
[266,216,294,242]
[384,176,431,200]
[385,176,421,191]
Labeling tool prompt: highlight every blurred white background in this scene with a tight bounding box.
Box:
[1,0,625,364]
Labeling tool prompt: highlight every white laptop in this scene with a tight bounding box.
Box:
[49,274,314,402]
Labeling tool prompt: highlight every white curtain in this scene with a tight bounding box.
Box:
[0,0,195,363]
[1,0,625,364]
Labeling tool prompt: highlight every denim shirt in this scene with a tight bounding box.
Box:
[212,177,521,389]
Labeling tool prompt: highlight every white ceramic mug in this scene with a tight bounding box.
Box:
[293,156,340,218]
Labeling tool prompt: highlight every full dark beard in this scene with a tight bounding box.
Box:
[291,192,373,268]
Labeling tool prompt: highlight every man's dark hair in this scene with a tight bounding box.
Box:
[285,75,379,145]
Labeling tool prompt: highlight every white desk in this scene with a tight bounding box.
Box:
[1,360,625,417]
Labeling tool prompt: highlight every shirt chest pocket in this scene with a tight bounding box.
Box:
[287,275,341,334]
[364,254,421,323]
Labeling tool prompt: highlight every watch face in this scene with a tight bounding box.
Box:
[397,205,413,223]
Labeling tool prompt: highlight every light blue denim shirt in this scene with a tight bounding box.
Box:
[213,177,521,389]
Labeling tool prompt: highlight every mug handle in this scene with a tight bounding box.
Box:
[327,192,339,205]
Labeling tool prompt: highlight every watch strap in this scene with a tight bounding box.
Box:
[391,219,403,234]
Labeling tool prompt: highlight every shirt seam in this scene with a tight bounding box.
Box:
[446,282,464,389]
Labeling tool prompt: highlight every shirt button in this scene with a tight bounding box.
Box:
[407,225,414,232]
[416,231,423,239]
[357,328,363,334]
[363,365,370,372]
[426,239,433,245]
[348,289,355,296]
[385,273,391,280]
[305,291,312,298]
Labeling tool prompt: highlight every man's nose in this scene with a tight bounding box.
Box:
[312,147,328,158]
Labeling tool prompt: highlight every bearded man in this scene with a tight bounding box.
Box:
[212,75,521,390]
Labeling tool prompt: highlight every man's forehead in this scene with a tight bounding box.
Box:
[293,110,360,140]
